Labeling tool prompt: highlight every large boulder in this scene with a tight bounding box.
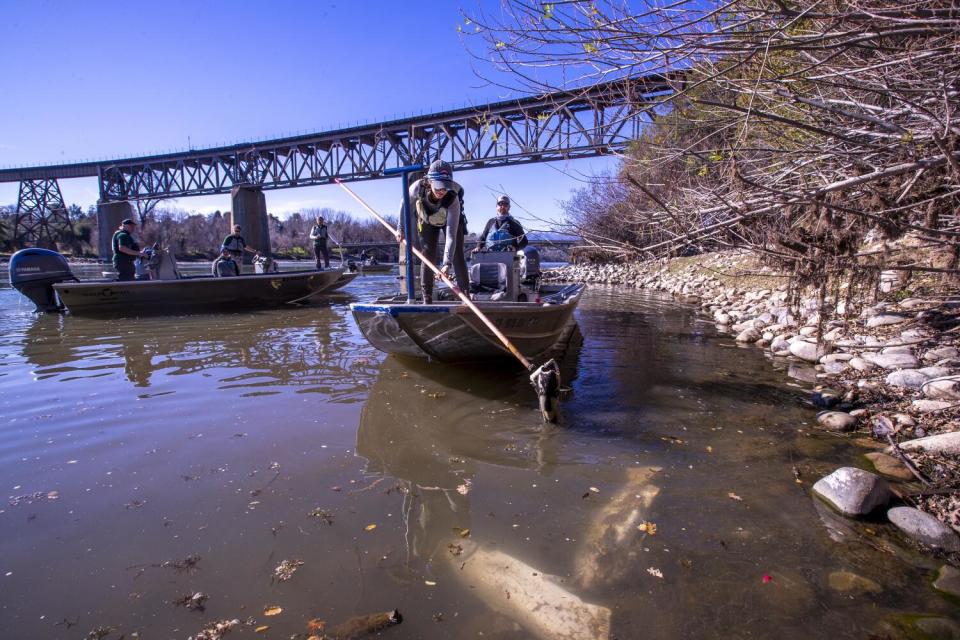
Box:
[890,431,960,456]
[887,507,960,551]
[884,369,930,389]
[862,352,920,370]
[790,340,829,363]
[866,314,910,328]
[812,467,891,516]
[921,375,960,400]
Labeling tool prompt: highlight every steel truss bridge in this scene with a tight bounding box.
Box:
[0,72,679,246]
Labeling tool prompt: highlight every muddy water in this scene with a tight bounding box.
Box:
[0,272,952,639]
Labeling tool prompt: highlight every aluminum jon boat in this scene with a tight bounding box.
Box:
[351,250,585,363]
[9,247,357,316]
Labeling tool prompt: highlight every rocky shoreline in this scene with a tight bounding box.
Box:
[545,250,959,589]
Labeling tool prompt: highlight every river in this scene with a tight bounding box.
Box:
[0,265,951,639]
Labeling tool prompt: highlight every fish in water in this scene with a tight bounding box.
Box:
[575,466,662,590]
[328,609,402,639]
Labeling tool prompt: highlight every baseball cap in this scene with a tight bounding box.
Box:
[426,160,454,191]
[121,218,136,225]
[497,195,511,206]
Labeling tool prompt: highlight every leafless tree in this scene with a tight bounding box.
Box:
[465,0,960,297]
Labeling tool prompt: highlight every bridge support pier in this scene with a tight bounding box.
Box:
[97,200,134,261]
[230,186,271,265]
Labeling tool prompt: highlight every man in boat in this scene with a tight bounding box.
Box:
[401,160,469,303]
[212,248,241,277]
[476,195,528,252]
[309,215,331,270]
[221,225,259,266]
[112,218,146,282]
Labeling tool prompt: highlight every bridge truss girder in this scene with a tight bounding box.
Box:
[14,179,73,249]
[99,74,677,201]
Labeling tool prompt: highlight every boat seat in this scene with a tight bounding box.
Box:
[153,250,181,280]
[469,252,519,301]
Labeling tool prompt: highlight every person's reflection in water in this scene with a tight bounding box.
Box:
[121,338,152,387]
[356,357,563,571]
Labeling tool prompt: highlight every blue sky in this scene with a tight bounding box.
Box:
[0,0,620,231]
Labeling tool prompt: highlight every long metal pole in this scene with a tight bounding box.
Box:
[399,170,415,303]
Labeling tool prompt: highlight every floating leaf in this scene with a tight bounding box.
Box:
[365,524,377,531]
[263,606,283,616]
[307,618,326,633]
[762,574,773,584]
[728,492,742,501]
[456,479,472,495]
[706,446,713,454]
[638,521,657,535]
[452,527,470,538]
[589,487,600,493]
[425,580,437,586]
[255,625,270,632]
[647,567,663,579]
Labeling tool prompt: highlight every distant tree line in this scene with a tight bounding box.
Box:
[0,204,401,260]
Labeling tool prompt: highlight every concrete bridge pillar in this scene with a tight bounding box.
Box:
[230,186,272,265]
[96,200,134,261]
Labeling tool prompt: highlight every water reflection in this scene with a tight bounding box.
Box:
[357,357,563,563]
[18,302,376,398]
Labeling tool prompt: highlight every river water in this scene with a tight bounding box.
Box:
[0,265,953,639]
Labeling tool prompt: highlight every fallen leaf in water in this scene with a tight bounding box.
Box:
[452,527,470,538]
[247,501,261,509]
[255,625,269,632]
[307,618,326,633]
[456,480,472,496]
[728,492,742,501]
[263,606,282,616]
[589,487,600,493]
[762,574,772,584]
[427,392,446,399]
[706,446,713,453]
[425,580,437,586]
[647,567,663,579]
[46,491,59,500]
[365,524,377,531]
[638,521,657,535]
[447,543,463,556]
[272,559,304,583]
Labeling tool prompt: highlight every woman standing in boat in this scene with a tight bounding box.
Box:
[400,160,469,303]
[309,215,331,270]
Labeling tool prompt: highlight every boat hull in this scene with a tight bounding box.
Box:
[54,269,354,316]
[350,284,585,363]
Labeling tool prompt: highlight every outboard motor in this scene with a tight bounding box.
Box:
[8,248,76,312]
[254,254,279,274]
[519,245,541,287]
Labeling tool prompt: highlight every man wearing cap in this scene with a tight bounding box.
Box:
[112,218,145,281]
[477,195,529,252]
[221,224,260,266]
[400,159,469,303]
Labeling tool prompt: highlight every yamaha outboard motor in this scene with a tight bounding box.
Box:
[519,245,541,287]
[8,248,76,312]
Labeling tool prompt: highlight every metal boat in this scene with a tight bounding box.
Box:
[9,247,357,316]
[351,248,584,363]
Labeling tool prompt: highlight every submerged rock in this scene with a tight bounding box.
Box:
[864,452,914,481]
[933,565,960,599]
[828,571,882,594]
[812,467,891,516]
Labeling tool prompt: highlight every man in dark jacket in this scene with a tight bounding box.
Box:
[112,218,145,281]
[477,195,528,252]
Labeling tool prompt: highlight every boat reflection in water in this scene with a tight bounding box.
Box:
[354,332,612,640]
[18,300,375,396]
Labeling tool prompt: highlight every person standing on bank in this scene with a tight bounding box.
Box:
[477,195,529,252]
[400,160,469,303]
[111,218,145,281]
[309,216,331,270]
[221,225,259,263]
